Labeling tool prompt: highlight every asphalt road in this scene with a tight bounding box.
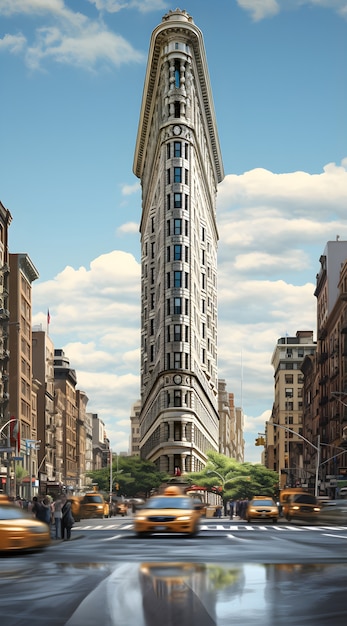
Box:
[1,516,347,625]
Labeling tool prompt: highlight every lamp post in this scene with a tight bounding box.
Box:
[0,417,18,495]
[267,421,321,497]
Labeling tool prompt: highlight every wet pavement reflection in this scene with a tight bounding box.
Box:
[1,560,347,625]
[64,561,347,626]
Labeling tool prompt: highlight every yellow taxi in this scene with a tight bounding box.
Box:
[79,492,109,519]
[0,503,51,552]
[285,492,321,522]
[134,486,202,537]
[246,496,279,523]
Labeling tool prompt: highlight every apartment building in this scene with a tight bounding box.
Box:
[133,9,224,474]
[8,253,39,497]
[269,331,316,489]
[0,201,12,493]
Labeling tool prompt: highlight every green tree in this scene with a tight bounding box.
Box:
[185,450,278,502]
[87,456,169,498]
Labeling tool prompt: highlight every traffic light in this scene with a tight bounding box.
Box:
[115,483,119,491]
[255,436,266,446]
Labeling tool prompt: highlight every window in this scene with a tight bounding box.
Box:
[151,268,154,284]
[174,193,182,208]
[174,218,182,235]
[185,169,188,185]
[174,271,182,288]
[184,143,188,159]
[174,167,182,183]
[150,293,155,310]
[151,242,155,259]
[167,169,171,184]
[185,220,188,236]
[174,141,181,157]
[167,353,171,369]
[167,272,171,288]
[174,60,180,88]
[174,352,182,368]
[174,389,181,407]
[185,272,189,288]
[167,220,171,236]
[202,273,205,289]
[174,297,182,314]
[167,194,171,210]
[167,326,171,342]
[150,319,154,335]
[202,250,205,265]
[185,246,189,262]
[285,388,293,398]
[167,144,171,159]
[167,299,170,315]
[174,245,182,260]
[167,246,171,262]
[174,101,180,117]
[185,299,189,315]
[184,194,189,210]
[150,345,154,362]
[174,324,181,341]
[285,374,293,384]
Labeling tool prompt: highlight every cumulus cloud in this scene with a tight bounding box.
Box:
[31,160,347,460]
[0,0,145,70]
[117,222,139,235]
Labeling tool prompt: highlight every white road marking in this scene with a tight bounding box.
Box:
[227,534,249,541]
[322,533,347,539]
[101,534,122,541]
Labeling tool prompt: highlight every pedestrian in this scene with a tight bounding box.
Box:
[61,496,75,541]
[229,500,234,520]
[31,496,43,520]
[216,506,222,518]
[52,496,63,539]
[40,497,52,526]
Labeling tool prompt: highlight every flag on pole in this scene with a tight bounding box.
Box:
[47,309,51,325]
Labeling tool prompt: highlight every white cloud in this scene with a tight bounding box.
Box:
[237,0,347,21]
[121,181,141,196]
[0,0,146,70]
[0,32,26,53]
[117,222,139,235]
[237,0,280,21]
[31,160,347,458]
[88,0,169,13]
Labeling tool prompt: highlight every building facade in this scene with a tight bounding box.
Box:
[8,253,39,498]
[269,331,316,489]
[133,9,224,474]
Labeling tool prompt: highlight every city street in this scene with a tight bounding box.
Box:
[1,516,347,625]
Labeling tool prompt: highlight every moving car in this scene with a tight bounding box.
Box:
[0,503,51,552]
[317,499,347,524]
[79,492,109,519]
[285,492,321,522]
[246,496,279,523]
[134,485,202,537]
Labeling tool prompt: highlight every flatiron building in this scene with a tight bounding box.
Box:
[133,9,224,474]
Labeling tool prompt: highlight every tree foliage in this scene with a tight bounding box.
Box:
[185,451,279,501]
[87,455,169,498]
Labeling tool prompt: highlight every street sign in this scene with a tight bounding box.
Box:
[13,456,24,461]
[0,447,13,453]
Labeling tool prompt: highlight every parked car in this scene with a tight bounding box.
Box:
[246,496,279,523]
[285,493,321,522]
[0,503,50,552]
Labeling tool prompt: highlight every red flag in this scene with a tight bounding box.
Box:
[47,309,51,325]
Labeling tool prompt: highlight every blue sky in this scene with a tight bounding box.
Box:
[1,0,347,462]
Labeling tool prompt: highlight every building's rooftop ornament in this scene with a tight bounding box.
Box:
[162,9,193,23]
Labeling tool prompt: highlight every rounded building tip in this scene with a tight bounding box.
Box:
[162,8,194,23]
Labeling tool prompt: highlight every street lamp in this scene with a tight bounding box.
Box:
[267,421,321,497]
[0,418,18,495]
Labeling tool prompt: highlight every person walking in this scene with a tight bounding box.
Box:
[229,500,234,520]
[61,496,75,541]
[52,497,63,539]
